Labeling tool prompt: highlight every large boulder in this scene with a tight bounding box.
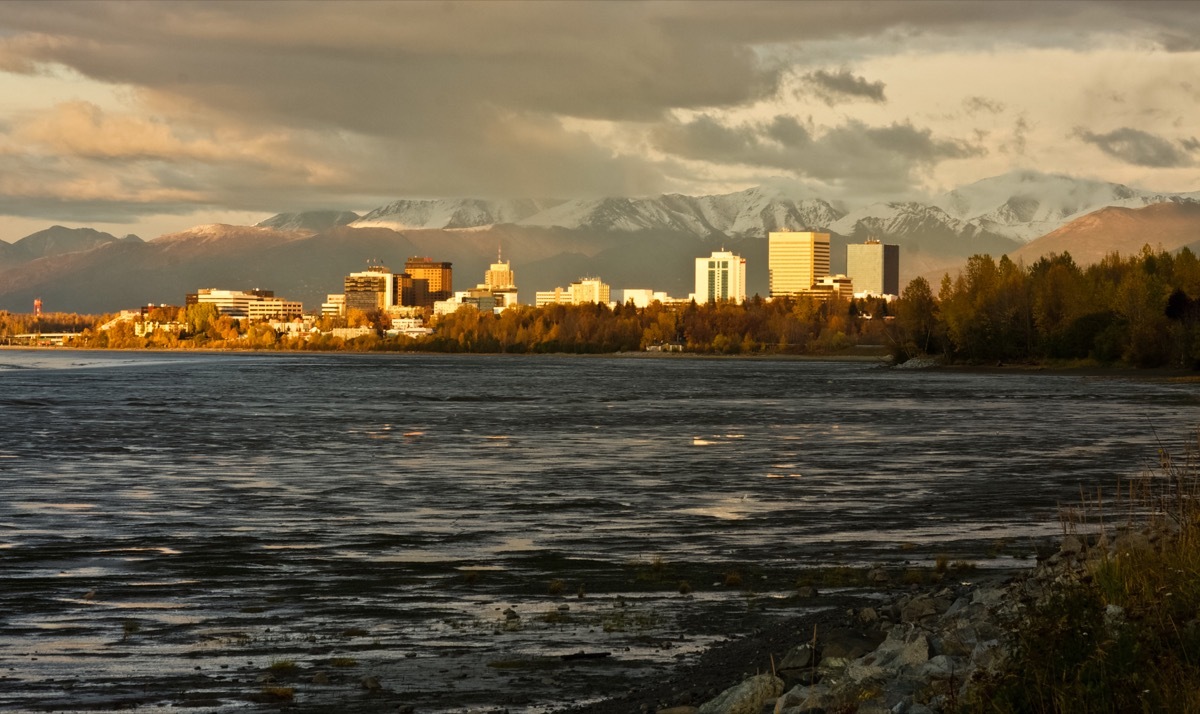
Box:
[774,681,833,714]
[697,673,783,714]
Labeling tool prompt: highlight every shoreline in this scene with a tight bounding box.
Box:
[556,566,1027,714]
[4,344,1197,379]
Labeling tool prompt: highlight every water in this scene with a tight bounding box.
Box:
[0,351,1196,712]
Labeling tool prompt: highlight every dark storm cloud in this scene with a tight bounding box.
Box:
[1074,127,1195,168]
[804,69,886,105]
[654,115,982,193]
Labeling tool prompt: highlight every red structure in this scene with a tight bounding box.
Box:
[33,298,42,317]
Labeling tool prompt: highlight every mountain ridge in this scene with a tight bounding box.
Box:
[2,171,1198,313]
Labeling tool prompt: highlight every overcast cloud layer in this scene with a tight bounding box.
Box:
[1,0,1199,239]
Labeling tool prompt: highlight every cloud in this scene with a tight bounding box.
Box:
[0,0,1198,224]
[1074,126,1194,167]
[804,69,886,105]
[12,101,226,162]
[963,96,1005,115]
[653,114,982,194]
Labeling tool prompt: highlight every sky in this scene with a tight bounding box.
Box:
[1,0,1199,242]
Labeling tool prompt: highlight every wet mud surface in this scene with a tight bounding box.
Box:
[2,351,1196,712]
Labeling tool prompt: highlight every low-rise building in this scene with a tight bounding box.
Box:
[536,277,612,306]
[247,299,303,322]
[621,289,678,308]
[321,293,346,317]
[187,288,302,321]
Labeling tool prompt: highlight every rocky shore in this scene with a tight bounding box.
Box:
[563,531,1129,714]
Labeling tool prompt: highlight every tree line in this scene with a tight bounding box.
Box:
[2,246,1197,368]
[890,246,1200,368]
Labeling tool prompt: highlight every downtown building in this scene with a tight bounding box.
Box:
[433,252,521,316]
[405,257,453,306]
[342,265,397,314]
[846,239,900,298]
[482,252,519,308]
[186,288,302,321]
[340,258,454,315]
[768,231,830,297]
[535,277,611,307]
[694,250,747,304]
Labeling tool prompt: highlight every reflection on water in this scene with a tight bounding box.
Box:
[0,350,1196,711]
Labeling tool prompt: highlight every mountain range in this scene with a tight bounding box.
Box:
[1,170,1197,313]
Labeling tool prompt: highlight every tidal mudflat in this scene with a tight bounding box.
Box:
[1,351,1194,711]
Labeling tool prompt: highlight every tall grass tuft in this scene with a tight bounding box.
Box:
[968,429,1200,713]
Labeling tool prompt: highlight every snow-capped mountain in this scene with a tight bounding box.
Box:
[349,187,844,238]
[257,210,359,233]
[347,171,1200,247]
[932,170,1200,242]
[354,198,562,231]
[657,187,844,237]
[832,202,964,241]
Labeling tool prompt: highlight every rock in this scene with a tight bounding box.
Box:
[311,671,330,685]
[361,675,382,691]
[777,643,816,673]
[657,707,699,714]
[503,607,520,620]
[856,699,892,714]
[869,568,890,583]
[1112,531,1154,558]
[873,629,931,670]
[943,596,969,617]
[918,654,961,680]
[971,587,1005,608]
[858,606,880,624]
[796,586,819,598]
[900,595,939,623]
[821,628,883,669]
[775,681,833,714]
[697,673,783,714]
[1059,534,1084,557]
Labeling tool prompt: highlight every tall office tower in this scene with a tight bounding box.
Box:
[485,251,515,290]
[405,257,453,306]
[694,250,747,303]
[768,231,830,297]
[484,251,518,307]
[343,264,391,313]
[846,240,900,296]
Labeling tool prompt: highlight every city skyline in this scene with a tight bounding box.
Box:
[1,1,1199,244]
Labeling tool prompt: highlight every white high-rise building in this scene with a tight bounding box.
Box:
[694,250,747,304]
[769,231,830,297]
